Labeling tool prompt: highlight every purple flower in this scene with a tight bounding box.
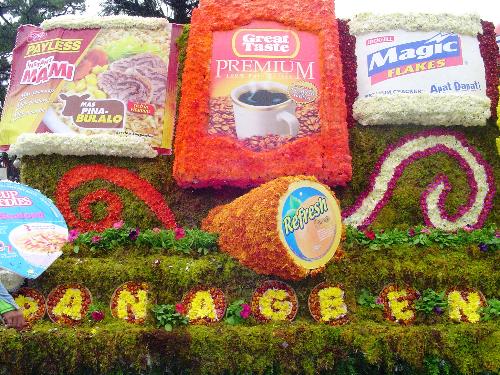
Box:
[91,310,105,321]
[463,225,474,233]
[433,306,444,315]
[91,235,101,243]
[408,228,416,237]
[129,228,140,241]
[112,220,124,229]
[375,297,383,305]
[68,229,79,242]
[240,304,251,319]
[478,243,488,252]
[495,231,500,239]
[174,227,186,240]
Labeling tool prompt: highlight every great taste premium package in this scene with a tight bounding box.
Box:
[174,0,352,188]
[0,16,181,152]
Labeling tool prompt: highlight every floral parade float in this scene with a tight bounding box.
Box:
[0,2,499,375]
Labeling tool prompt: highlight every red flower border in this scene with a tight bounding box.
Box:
[173,0,351,188]
[479,20,499,119]
[56,164,177,232]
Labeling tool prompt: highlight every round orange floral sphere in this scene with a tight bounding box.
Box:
[202,176,344,280]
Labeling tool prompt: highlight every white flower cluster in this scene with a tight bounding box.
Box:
[353,94,490,127]
[0,268,23,293]
[9,133,158,159]
[349,13,482,36]
[343,135,490,231]
[42,15,169,31]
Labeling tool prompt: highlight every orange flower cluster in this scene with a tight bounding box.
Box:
[46,283,92,326]
[55,164,177,232]
[202,175,343,280]
[173,0,351,188]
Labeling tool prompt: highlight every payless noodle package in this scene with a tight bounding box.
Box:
[0,16,182,152]
[173,0,352,188]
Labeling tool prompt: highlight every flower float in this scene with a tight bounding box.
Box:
[46,284,92,326]
[251,280,298,323]
[202,176,344,280]
[378,284,419,325]
[12,288,46,326]
[348,13,498,127]
[110,282,149,324]
[308,282,349,326]
[56,164,177,232]
[447,288,486,324]
[343,131,495,231]
[173,0,351,188]
[181,286,226,324]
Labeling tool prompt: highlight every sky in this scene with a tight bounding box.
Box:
[84,0,500,25]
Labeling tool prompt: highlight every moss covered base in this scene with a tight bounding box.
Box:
[1,320,498,375]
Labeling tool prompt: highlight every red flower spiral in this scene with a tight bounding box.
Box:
[56,164,177,232]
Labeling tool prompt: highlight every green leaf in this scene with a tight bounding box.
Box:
[73,245,79,254]
[164,323,173,331]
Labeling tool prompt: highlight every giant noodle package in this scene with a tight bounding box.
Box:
[0,16,182,152]
[344,13,499,127]
[174,0,352,188]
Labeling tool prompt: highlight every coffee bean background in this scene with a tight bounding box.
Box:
[208,97,321,152]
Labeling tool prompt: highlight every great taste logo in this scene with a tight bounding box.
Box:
[232,28,300,58]
[367,33,463,84]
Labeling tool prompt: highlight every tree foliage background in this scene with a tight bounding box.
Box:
[0,0,196,115]
[100,0,198,24]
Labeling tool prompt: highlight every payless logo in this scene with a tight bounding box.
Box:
[232,28,300,58]
[367,33,463,84]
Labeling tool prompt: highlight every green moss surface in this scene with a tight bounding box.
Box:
[29,242,498,309]
[1,321,498,375]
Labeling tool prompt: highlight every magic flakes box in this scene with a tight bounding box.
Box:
[0,16,182,152]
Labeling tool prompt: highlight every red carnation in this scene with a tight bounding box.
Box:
[175,303,186,315]
[91,310,105,322]
[364,230,376,240]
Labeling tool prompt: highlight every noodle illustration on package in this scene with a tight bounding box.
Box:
[0,182,68,278]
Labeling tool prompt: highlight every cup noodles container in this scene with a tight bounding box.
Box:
[0,16,182,153]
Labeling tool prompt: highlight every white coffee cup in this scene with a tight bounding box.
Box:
[231,81,299,140]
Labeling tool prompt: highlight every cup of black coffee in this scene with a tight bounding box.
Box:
[230,82,299,140]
